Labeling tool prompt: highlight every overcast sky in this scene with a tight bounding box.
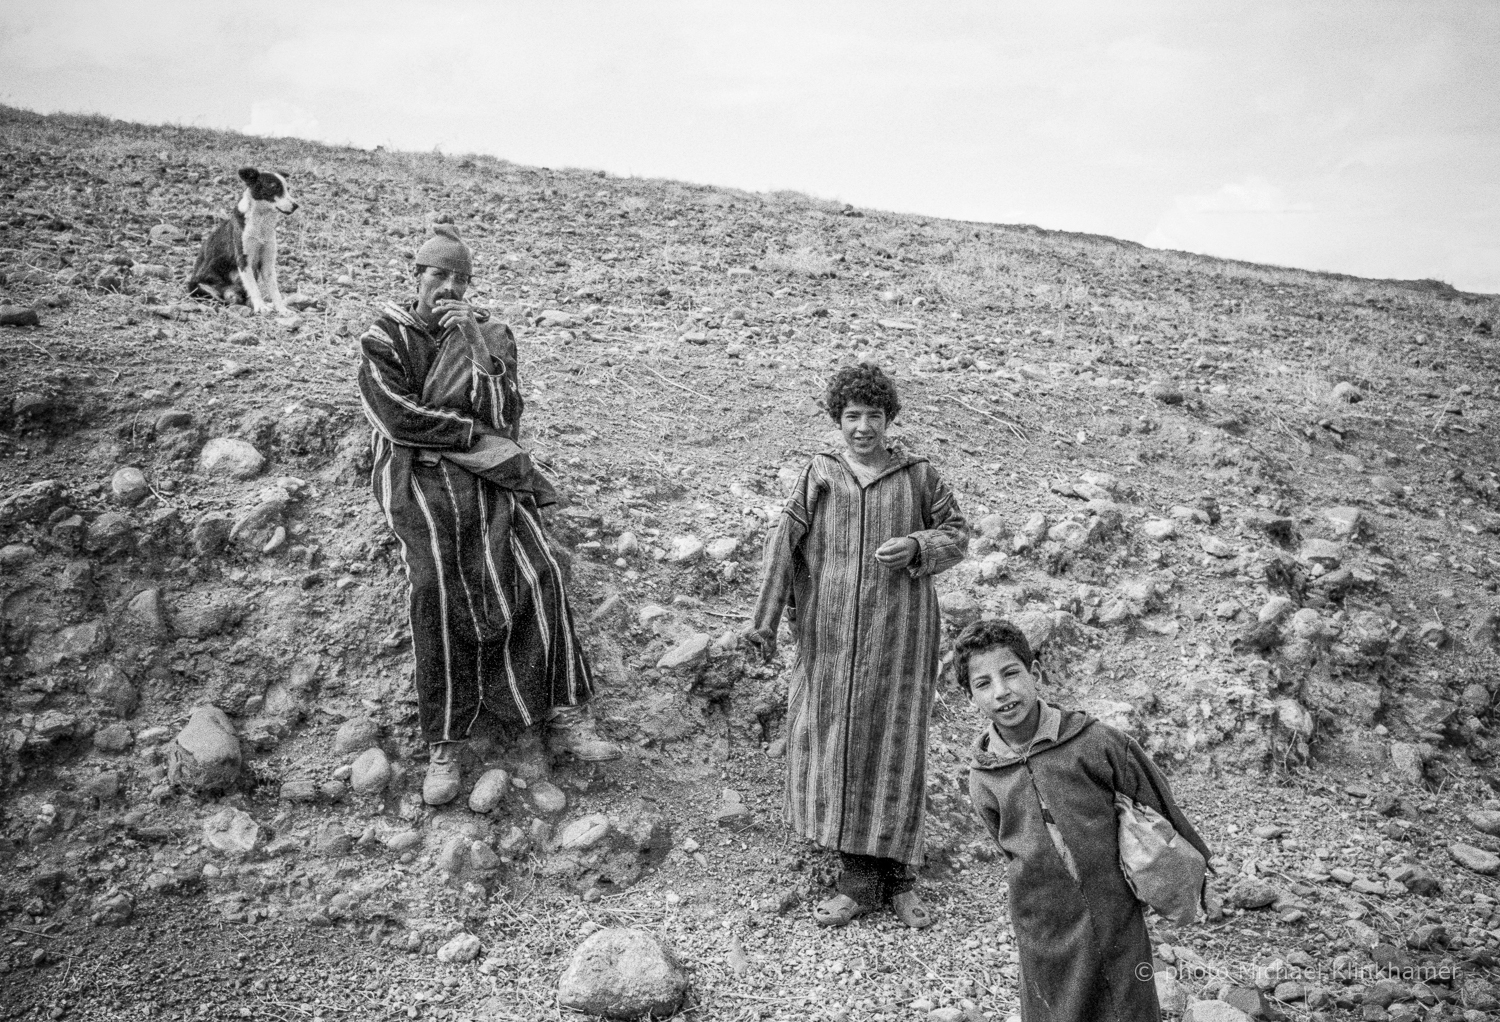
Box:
[3,1,1496,292]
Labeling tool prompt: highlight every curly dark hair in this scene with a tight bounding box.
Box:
[951,619,1037,695]
[825,363,901,423]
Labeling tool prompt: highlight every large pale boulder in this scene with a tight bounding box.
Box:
[557,928,688,1019]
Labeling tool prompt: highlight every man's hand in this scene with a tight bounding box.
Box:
[434,298,480,336]
[740,625,777,663]
[875,536,919,570]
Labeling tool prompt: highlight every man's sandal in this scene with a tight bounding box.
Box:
[891,890,936,929]
[813,894,871,928]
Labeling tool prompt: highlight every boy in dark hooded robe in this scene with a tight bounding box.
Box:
[959,620,1211,1022]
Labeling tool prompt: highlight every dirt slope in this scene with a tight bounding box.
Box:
[3,105,1500,1022]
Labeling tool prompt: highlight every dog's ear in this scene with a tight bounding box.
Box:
[238,167,260,184]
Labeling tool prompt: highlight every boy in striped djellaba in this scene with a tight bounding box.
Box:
[744,363,967,928]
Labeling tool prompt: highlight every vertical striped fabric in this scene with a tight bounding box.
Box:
[752,446,968,865]
[357,302,593,742]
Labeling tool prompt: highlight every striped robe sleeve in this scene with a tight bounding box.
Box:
[358,325,477,450]
[908,469,968,577]
[751,460,821,637]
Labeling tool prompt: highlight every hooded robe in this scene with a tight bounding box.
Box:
[968,706,1211,1022]
[752,445,967,865]
[357,301,591,742]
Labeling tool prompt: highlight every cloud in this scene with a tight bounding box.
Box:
[1173,176,1314,216]
[243,101,320,140]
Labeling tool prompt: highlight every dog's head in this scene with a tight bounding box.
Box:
[237,167,299,215]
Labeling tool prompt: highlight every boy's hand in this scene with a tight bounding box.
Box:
[740,626,777,663]
[875,537,919,569]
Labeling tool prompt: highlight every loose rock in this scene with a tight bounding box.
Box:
[167,706,242,792]
[557,928,689,1019]
[202,807,261,855]
[1450,842,1500,875]
[350,748,392,796]
[111,466,151,506]
[198,438,265,480]
[436,933,483,964]
[468,768,511,813]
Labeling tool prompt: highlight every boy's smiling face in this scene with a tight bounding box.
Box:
[840,401,889,460]
[968,646,1041,734]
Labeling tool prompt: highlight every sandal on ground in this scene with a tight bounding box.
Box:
[891,890,936,929]
[813,894,871,928]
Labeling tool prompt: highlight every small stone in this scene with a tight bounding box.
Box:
[705,538,739,562]
[89,888,135,927]
[267,773,318,803]
[0,307,42,327]
[384,830,422,853]
[468,768,511,813]
[0,542,36,570]
[155,408,193,431]
[657,633,711,673]
[714,791,751,828]
[530,779,567,815]
[1324,506,1364,538]
[1226,878,1280,910]
[1142,519,1177,541]
[227,330,259,346]
[666,535,704,563]
[1183,1001,1251,1022]
[939,590,981,627]
[557,928,689,1019]
[615,532,640,557]
[167,705,242,792]
[334,717,381,755]
[437,835,469,874]
[1388,742,1425,785]
[1330,381,1364,403]
[928,1010,964,1022]
[93,723,133,753]
[1199,535,1234,558]
[198,438,265,480]
[1299,538,1343,568]
[110,466,151,506]
[469,841,500,872]
[1252,824,1287,840]
[1047,520,1090,549]
[87,660,139,717]
[1012,511,1048,553]
[1450,842,1500,875]
[1407,923,1447,950]
[1274,698,1314,738]
[1468,809,1500,837]
[85,513,134,556]
[1396,866,1440,896]
[350,748,392,796]
[559,813,613,851]
[1258,597,1295,624]
[436,933,482,964]
[202,807,261,855]
[1149,382,1185,405]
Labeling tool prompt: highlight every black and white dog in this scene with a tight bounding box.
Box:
[187,167,299,314]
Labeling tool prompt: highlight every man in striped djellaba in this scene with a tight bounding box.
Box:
[744,363,968,928]
[358,225,619,806]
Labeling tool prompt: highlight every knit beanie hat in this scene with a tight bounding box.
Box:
[414,224,473,277]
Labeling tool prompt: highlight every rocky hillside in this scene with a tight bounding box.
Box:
[3,104,1500,1022]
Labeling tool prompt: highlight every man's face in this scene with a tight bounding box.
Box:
[967,646,1040,731]
[415,265,469,316]
[840,401,889,460]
